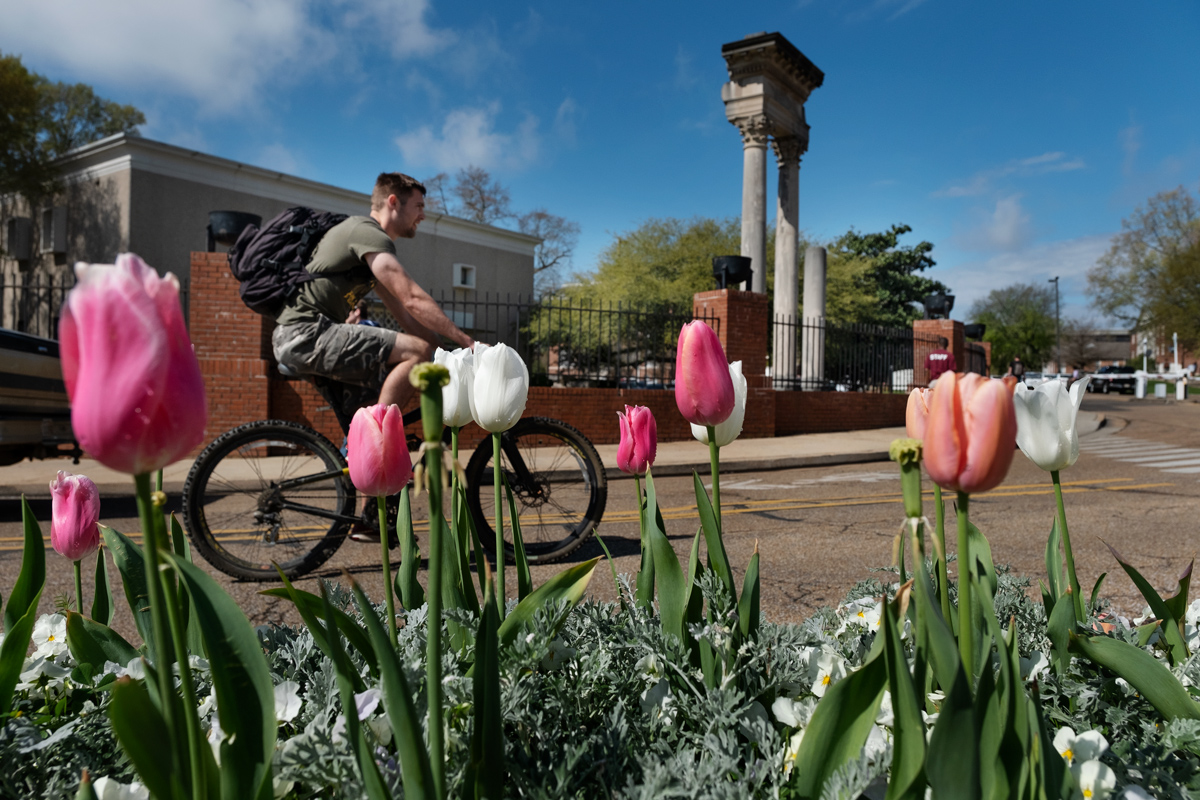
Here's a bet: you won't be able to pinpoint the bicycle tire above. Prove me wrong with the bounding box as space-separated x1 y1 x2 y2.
464 417 607 565
182 420 356 580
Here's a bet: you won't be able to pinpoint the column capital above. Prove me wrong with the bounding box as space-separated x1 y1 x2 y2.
733 115 771 147
771 135 807 168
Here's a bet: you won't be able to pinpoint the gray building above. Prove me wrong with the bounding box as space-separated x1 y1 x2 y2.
1 133 538 338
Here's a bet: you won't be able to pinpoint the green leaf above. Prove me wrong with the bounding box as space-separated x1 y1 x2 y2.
351 582 433 800
109 676 186 800
65 610 139 669
452 483 481 615
1043 516 1064 607
976 652 1008 800
74 771 100 800
395 487 426 611
504 472 532 600
966 519 997 600
925 669 980 800
737 547 760 640
693 471 736 605
1089 572 1108 616
594 534 629 614
789 653 887 799
169 515 205 657
100 525 154 652
1102 540 1191 664
261 574 376 683
646 471 687 644
1047 594 1076 675
1069 633 1200 720
465 572 505 800
634 486 655 609
1162 560 1193 633
91 545 115 627
0 587 43 713
882 592 927 800
685 529 704 628
497 557 599 650
4 497 46 634
164 554 277 800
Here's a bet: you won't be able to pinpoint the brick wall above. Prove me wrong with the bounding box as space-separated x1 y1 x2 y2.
775 391 907 435
912 319 963 387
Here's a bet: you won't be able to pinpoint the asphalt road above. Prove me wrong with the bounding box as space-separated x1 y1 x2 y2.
4 393 1197 647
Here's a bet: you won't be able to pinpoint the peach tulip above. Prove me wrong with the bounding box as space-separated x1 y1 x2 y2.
923 372 1017 494
49 471 101 561
617 405 657 475
674 321 735 427
905 387 933 440
347 404 412 496
59 254 207 474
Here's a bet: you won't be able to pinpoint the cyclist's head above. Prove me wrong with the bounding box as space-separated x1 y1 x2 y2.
372 173 426 211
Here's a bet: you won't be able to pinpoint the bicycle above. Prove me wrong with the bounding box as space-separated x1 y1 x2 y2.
181 370 607 581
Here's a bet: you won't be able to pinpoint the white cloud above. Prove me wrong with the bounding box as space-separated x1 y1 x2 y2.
935 151 1086 197
957 194 1034 251
554 98 579 147
1120 122 1142 176
256 144 302 175
943 233 1113 320
0 0 450 111
393 103 540 172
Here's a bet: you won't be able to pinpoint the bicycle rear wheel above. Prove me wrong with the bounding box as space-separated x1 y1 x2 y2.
465 417 607 565
183 420 356 580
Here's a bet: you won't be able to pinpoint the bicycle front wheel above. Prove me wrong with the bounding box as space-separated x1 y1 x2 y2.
465 417 607 565
182 420 356 580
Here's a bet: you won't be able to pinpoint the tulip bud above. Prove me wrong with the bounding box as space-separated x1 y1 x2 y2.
433 347 475 428
59 254 207 474
617 405 657 475
675 321 735 427
347 404 413 497
470 342 529 433
49 471 101 561
923 372 1017 494
905 387 932 440
1012 377 1090 472
691 361 747 447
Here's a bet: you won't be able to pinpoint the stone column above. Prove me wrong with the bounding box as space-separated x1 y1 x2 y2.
800 246 826 389
771 136 804 387
736 116 769 293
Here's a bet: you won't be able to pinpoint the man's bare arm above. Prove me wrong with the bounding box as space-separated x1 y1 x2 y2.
365 251 473 348
374 279 438 347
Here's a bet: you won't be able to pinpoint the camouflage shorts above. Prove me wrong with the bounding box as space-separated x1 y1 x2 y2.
272 317 397 391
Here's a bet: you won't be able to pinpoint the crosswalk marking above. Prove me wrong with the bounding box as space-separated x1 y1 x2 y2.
1079 436 1200 476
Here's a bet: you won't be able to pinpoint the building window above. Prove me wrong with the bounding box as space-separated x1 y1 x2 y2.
452 263 476 290
42 207 67 254
5 217 33 260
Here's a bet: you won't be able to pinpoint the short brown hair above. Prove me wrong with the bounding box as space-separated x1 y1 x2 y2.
372 172 426 210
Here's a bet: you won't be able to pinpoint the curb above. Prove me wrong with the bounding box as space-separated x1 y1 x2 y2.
604 450 892 481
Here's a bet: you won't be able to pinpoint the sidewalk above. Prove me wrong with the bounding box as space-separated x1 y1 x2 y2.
0 412 1105 499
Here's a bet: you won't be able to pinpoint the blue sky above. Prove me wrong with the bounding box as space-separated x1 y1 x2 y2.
3 0 1198 322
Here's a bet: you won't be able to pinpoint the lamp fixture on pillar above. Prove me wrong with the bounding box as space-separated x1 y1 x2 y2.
712 256 753 290
922 293 955 320
964 323 987 340
207 211 262 252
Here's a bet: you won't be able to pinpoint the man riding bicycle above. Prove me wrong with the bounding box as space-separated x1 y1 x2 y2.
271 172 473 412
271 172 473 542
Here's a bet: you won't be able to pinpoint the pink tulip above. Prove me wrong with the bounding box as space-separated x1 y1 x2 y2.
49 471 101 561
906 388 932 439
617 405 657 475
674 321 735 427
923 372 1017 494
59 254 207 474
347 404 412 496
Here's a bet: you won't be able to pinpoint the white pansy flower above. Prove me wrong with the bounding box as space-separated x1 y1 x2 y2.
635 653 664 683
863 724 890 763
1012 377 1089 472
198 688 217 719
92 776 150 800
640 678 676 724
771 696 817 728
783 730 804 778
808 649 847 698
1053 726 1109 766
1121 786 1154 800
274 680 302 724
1019 651 1050 682
876 690 894 727
31 614 68 659
541 638 576 671
332 688 384 741
690 361 747 447
1072 759 1117 800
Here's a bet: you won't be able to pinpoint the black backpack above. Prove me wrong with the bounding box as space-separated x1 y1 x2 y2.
227 207 349 317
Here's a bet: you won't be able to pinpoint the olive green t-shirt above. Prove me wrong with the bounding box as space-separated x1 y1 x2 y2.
274 216 396 326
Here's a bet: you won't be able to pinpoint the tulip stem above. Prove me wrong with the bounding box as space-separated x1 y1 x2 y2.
492 431 505 618
423 440 446 799
73 560 83 614
377 496 398 646
1052 470 1086 621
955 491 974 681
707 427 722 532
934 485 952 626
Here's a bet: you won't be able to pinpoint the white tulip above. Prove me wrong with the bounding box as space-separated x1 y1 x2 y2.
434 346 475 428
690 361 746 447
470 342 529 433
1013 377 1090 472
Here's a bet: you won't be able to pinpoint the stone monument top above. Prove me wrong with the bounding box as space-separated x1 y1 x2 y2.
721 32 825 104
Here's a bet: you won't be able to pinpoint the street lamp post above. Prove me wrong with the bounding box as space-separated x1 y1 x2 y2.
1048 276 1060 373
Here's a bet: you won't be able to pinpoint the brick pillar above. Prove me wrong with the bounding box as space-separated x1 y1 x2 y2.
912 319 964 387
188 252 273 447
691 289 774 438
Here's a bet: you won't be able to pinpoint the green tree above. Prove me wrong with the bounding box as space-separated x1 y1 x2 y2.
969 283 1056 370
1086 186 1200 329
0 53 55 201
1145 237 1200 353
826 224 948 327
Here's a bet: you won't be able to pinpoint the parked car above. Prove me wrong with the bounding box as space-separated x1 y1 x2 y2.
0 328 77 465
1087 365 1137 394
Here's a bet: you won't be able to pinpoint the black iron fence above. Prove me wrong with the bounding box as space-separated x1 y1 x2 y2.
771 316 950 392
373 293 719 388
1 272 191 340
964 343 989 377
